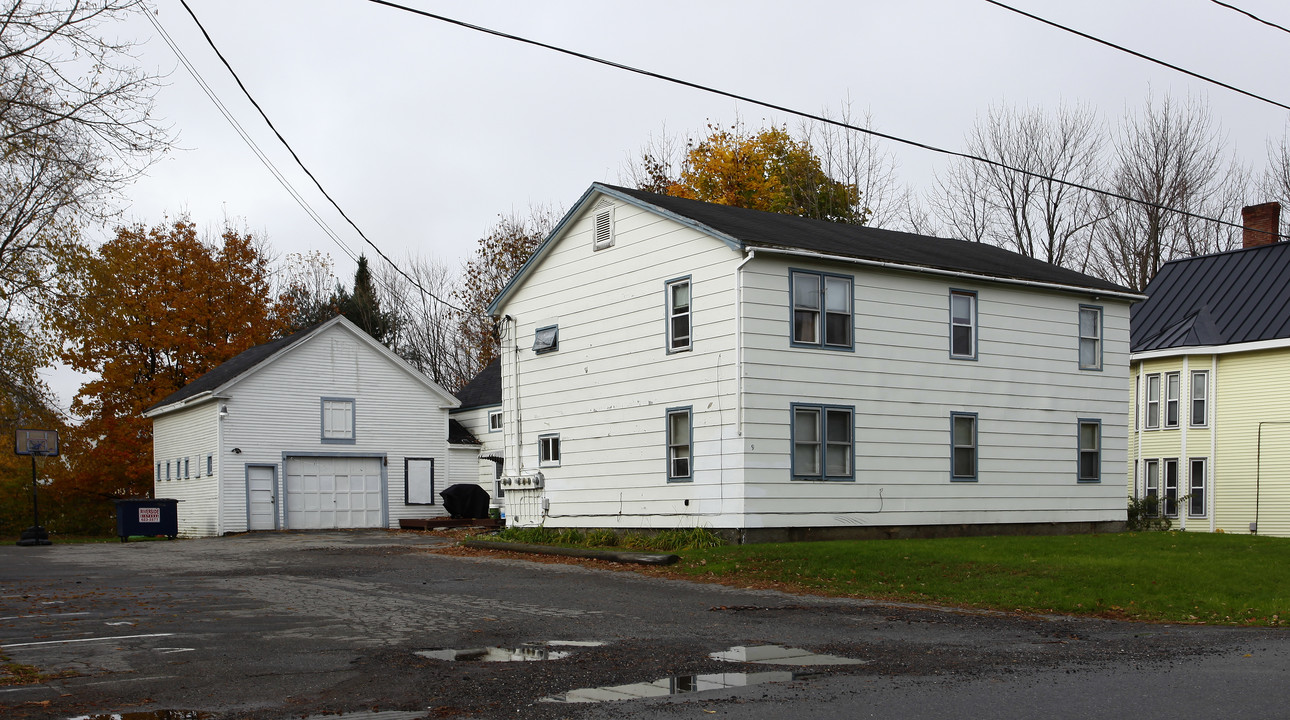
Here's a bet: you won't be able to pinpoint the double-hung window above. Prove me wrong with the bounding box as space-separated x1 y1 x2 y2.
1163 459 1179 517
950 290 977 359
790 271 853 349
1144 460 1160 516
539 434 561 467
951 412 978 480
1079 305 1102 370
1190 371 1208 427
1189 458 1207 516
321 398 355 443
666 407 692 480
666 278 692 352
1164 372 1180 428
1077 419 1100 482
791 404 854 480
1144 374 1161 429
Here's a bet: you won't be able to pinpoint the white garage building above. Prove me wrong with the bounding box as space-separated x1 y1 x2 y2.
144 315 461 537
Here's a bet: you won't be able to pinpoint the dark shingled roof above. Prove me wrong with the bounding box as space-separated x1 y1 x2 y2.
453 359 500 410
145 320 331 414
603 185 1133 295
449 419 481 446
1132 242 1290 352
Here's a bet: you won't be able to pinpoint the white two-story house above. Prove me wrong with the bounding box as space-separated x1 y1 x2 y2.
488 183 1141 541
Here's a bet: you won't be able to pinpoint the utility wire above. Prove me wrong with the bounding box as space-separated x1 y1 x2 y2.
984 0 1290 113
363 0 1283 241
143 5 361 267
176 0 470 315
1210 0 1290 35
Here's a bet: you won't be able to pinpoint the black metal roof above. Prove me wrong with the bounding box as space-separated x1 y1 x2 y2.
1131 242 1290 352
448 419 481 446
145 319 332 414
453 359 501 410
603 185 1133 295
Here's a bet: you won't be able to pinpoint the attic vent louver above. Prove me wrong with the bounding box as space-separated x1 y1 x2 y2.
593 202 614 251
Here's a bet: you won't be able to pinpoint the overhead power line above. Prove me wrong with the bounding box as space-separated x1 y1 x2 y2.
143 5 362 267
984 0 1290 113
362 0 1283 241
176 0 470 315
1210 0 1290 36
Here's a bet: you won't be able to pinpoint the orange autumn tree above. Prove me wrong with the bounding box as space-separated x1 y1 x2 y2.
55 218 290 501
637 122 868 225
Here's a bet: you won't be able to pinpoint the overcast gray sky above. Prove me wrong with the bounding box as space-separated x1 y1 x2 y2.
46 0 1290 408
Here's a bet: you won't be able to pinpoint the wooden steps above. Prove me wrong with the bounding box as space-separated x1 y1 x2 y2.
400 518 500 530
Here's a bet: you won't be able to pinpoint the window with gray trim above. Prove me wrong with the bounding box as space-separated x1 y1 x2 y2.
405 458 435 505
1164 372 1180 428
184 457 190 479
1190 371 1208 427
1163 458 1179 517
533 325 558 354
1145 374 1161 429
1078 420 1100 482
951 412 978 480
792 404 854 480
321 398 355 443
1189 457 1206 516
539 434 561 467
667 407 692 480
1079 305 1102 370
790 271 853 349
950 290 976 359
1144 459 1160 516
667 278 692 352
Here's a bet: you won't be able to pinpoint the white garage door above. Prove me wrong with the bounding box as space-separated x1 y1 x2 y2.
285 456 384 529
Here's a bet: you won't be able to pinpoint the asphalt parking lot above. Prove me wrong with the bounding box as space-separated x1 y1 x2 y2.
2 530 1287 719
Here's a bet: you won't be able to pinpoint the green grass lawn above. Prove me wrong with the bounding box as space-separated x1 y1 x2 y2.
664 532 1289 626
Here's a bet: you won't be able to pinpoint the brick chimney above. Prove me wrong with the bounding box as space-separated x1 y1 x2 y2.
1242 202 1281 248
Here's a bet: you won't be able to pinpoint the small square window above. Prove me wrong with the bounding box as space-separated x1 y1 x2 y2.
488 409 503 432
950 290 977 359
539 434 561 467
951 412 978 480
533 325 558 354
321 398 355 443
1079 306 1102 370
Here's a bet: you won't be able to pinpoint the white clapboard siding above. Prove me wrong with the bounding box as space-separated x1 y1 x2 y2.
152 401 221 537
738 255 1128 526
451 405 503 495
497 196 744 528
206 322 450 533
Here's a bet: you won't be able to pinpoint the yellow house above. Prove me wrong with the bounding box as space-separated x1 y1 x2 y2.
1130 202 1290 537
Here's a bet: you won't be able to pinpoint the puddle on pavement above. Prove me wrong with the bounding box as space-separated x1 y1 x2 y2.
542 670 817 703
67 712 211 720
710 644 867 666
415 640 604 662
541 644 864 703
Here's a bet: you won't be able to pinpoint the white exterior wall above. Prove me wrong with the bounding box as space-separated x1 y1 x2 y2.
158 323 453 536
498 197 743 528
452 405 503 502
152 401 221 538
738 255 1130 527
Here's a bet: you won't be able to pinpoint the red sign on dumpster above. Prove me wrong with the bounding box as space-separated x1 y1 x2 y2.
138 507 161 523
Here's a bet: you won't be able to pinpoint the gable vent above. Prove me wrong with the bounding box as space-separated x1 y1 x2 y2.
593 205 614 250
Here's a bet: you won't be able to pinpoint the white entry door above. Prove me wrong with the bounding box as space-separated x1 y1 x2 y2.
284 456 384 529
247 465 278 530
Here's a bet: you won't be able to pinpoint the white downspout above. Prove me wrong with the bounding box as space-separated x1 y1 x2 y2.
735 248 756 438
